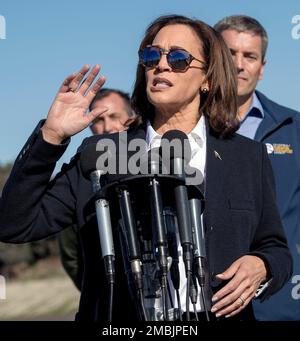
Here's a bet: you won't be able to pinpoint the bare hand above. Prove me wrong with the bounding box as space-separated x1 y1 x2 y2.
41 64 108 144
211 255 268 318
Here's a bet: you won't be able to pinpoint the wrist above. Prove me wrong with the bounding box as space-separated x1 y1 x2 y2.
254 256 269 281
41 126 65 145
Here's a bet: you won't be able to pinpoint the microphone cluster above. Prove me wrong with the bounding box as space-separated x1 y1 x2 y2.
80 130 211 321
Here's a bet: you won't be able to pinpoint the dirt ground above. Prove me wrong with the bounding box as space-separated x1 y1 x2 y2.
0 257 80 321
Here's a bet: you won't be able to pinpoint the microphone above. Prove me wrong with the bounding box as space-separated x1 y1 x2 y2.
164 207 182 320
141 148 169 320
141 148 169 275
161 130 193 273
188 178 212 319
164 208 180 290
190 195 206 281
187 177 206 257
161 130 194 320
110 147 148 320
80 143 115 284
80 142 115 321
118 185 148 321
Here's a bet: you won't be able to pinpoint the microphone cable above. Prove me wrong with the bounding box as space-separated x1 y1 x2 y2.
197 257 210 322
164 207 182 321
118 222 144 320
108 282 114 321
167 278 174 309
190 274 199 321
186 271 191 321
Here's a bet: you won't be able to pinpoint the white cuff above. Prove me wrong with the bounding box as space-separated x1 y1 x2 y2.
255 278 273 298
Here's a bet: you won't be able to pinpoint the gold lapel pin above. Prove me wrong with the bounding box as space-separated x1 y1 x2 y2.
214 150 222 160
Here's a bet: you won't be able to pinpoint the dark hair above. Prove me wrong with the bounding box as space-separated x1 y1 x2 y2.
131 14 239 136
89 88 134 117
214 15 268 62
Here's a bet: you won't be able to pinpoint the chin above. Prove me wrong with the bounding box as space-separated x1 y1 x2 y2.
147 90 173 106
238 88 252 98
150 94 170 103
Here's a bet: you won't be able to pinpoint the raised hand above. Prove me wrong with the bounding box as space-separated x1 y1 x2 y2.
41 64 107 144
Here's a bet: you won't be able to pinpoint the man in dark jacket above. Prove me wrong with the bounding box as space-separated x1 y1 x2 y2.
215 15 300 321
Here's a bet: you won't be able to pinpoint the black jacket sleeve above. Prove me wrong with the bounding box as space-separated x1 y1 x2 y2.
0 121 78 243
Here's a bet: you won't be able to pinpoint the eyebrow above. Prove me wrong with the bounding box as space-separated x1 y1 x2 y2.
151 44 187 51
229 48 260 57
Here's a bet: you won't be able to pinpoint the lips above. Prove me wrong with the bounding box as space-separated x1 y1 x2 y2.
152 77 173 89
237 75 248 81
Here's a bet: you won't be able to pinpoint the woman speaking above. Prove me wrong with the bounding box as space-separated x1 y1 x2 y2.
0 15 292 321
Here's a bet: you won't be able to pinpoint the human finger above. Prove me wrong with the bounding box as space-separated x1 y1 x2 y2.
217 289 253 318
211 279 248 315
58 73 77 93
78 64 101 95
85 75 106 103
84 106 109 126
68 64 90 92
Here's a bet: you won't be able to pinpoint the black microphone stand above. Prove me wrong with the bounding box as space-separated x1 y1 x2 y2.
149 178 169 321
102 168 184 321
141 148 170 321
188 184 212 321
118 186 148 321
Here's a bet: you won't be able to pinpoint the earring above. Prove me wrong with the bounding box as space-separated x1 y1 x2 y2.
201 88 208 93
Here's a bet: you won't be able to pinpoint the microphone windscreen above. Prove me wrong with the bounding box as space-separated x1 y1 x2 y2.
139 147 162 175
80 142 109 177
161 130 191 162
80 128 147 180
105 149 137 183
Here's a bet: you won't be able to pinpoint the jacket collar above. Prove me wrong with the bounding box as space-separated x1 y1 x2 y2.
254 91 293 141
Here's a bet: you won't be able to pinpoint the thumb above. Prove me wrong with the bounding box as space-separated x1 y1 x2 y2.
87 106 109 124
216 261 240 280
123 117 137 127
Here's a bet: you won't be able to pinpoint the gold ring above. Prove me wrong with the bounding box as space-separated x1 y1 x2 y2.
239 296 245 306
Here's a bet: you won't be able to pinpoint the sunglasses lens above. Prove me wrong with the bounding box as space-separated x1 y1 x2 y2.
140 47 161 67
168 50 190 71
140 47 192 71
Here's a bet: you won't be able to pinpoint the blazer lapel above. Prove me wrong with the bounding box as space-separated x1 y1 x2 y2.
204 122 228 227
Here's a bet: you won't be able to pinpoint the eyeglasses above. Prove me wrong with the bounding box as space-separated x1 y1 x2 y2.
139 45 205 72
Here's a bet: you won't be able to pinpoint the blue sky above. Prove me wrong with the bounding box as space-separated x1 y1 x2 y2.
0 0 299 169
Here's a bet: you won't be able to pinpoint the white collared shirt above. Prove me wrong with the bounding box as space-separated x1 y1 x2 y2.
145 116 207 315
146 115 207 177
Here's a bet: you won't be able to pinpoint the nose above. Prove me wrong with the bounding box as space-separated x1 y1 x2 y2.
155 52 171 72
234 54 245 72
103 118 123 134
103 119 114 134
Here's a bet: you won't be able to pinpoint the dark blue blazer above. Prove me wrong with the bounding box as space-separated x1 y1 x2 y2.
252 91 300 320
0 119 293 321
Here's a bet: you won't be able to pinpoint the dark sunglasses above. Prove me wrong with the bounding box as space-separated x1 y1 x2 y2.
139 45 205 71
